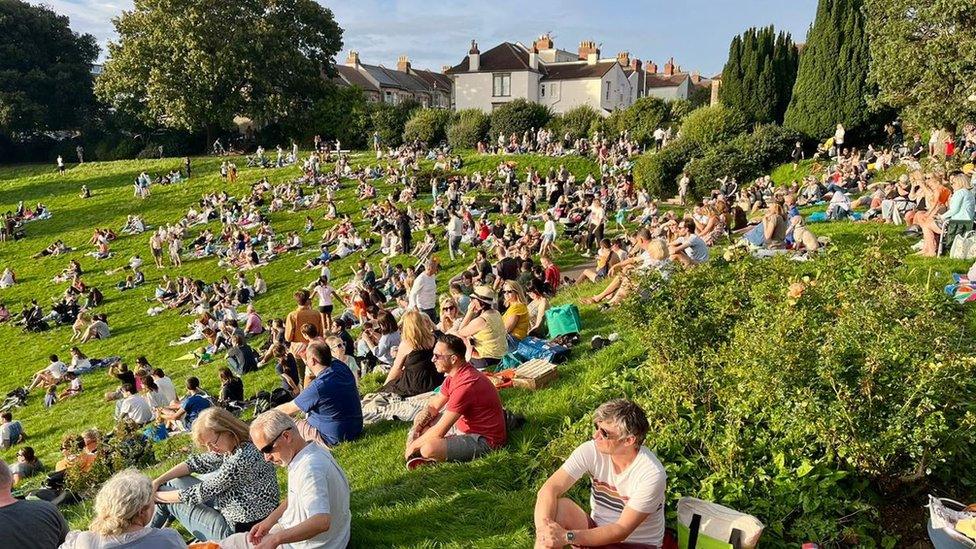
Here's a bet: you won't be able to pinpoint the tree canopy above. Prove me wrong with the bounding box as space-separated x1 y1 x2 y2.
865 0 976 129
0 0 99 134
718 26 799 125
784 0 874 140
95 0 343 136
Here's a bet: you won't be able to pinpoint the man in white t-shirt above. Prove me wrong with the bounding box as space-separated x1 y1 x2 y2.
534 399 666 549
408 260 439 322
114 384 153 425
669 219 709 268
27 354 68 392
152 368 178 405
222 409 350 549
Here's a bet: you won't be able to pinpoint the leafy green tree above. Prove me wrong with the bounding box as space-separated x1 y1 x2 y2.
447 109 490 149
403 108 452 145
679 104 748 149
96 0 343 140
558 105 601 141
718 26 798 124
865 0 976 129
488 99 551 141
370 100 419 148
784 0 873 140
614 97 670 146
307 85 369 149
0 0 98 134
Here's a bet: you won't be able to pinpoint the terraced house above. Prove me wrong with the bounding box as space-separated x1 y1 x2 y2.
446 34 714 116
335 51 452 108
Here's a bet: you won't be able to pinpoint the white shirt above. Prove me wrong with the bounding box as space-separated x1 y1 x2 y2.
447 216 463 237
154 376 177 404
47 361 68 380
116 393 154 424
409 272 437 311
562 441 667 547
314 285 333 307
281 443 351 549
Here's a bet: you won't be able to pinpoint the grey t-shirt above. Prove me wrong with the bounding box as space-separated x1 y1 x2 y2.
0 420 23 448
59 527 186 549
680 234 710 263
0 499 68 549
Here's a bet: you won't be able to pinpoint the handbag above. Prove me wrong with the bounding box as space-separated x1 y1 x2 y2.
545 304 581 338
515 336 570 364
677 497 764 549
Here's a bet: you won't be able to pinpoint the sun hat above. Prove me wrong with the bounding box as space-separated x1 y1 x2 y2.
471 285 496 305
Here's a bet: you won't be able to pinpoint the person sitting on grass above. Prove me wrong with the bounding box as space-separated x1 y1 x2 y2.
159 376 212 432
275 340 362 448
669 219 709 268
575 238 619 284
403 334 507 469
501 280 531 342
534 399 666 549
58 372 82 400
0 412 24 450
115 383 154 426
219 410 351 549
151 408 280 542
9 446 42 486
451 286 508 371
0 460 69 548
60 469 185 549
26 354 68 392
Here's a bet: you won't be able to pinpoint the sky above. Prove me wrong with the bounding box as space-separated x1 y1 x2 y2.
37 0 819 76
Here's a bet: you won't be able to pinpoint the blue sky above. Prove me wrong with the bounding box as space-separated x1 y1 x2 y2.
38 0 818 75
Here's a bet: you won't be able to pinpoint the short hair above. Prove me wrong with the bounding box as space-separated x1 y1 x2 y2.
121 383 136 395
192 407 250 449
305 340 332 366
89 469 154 536
436 333 467 359
647 239 669 261
594 399 649 445
250 409 297 442
49 354 58 362
0 412 11 422
82 428 101 443
152 368 165 377
186 376 200 390
300 323 319 339
294 289 310 305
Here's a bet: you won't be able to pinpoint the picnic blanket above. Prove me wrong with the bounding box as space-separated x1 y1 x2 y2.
361 390 435 426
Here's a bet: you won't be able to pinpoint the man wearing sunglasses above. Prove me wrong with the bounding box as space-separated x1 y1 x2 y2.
403 334 506 468
221 410 350 549
533 399 666 549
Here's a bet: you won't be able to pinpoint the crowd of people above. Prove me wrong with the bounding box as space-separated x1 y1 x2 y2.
2 118 974 548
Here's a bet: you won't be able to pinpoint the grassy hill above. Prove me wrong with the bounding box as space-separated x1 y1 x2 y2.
0 152 969 546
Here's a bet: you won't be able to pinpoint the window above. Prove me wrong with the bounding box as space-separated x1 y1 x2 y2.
540 84 546 98
493 73 511 97
605 81 611 100
384 91 393 104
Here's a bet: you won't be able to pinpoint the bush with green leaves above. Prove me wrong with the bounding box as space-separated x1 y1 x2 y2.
447 109 490 149
614 97 670 146
607 243 976 545
632 137 700 197
685 124 799 196
369 99 419 148
403 108 452 146
488 99 552 141
679 104 748 149
558 105 602 141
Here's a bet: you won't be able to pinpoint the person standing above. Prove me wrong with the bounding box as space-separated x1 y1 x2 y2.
284 290 324 359
408 260 439 322
184 156 192 178
447 210 464 260
56 155 65 175
76 145 84 164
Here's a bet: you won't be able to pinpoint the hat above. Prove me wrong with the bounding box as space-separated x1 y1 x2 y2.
963 163 975 176
471 285 496 305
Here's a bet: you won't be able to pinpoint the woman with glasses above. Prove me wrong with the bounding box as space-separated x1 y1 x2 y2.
501 281 530 342
437 295 460 333
381 309 444 397
150 407 280 542
9 446 42 486
453 286 508 371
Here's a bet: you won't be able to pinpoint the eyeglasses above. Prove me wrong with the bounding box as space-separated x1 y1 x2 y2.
432 352 455 362
593 422 622 441
205 431 224 450
259 427 291 454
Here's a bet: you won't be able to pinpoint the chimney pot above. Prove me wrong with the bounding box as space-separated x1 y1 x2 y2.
346 50 360 67
578 40 600 60
397 55 411 73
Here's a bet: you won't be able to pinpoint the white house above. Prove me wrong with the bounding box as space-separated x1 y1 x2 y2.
446 35 708 115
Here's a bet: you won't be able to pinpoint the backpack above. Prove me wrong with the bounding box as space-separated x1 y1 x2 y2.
677 497 764 549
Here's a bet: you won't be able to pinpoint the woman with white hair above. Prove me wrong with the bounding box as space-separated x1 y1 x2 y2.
59 469 186 548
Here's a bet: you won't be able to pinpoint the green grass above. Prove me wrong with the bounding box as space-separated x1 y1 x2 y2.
0 151 967 546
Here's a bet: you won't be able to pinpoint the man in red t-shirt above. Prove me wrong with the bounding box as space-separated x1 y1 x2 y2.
404 334 506 468
541 255 560 293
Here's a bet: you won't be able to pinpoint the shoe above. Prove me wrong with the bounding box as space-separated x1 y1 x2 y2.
406 456 438 470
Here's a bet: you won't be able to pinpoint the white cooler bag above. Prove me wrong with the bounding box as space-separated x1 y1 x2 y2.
677 497 764 549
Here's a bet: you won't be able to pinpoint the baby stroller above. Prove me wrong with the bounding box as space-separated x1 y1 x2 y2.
929 496 976 548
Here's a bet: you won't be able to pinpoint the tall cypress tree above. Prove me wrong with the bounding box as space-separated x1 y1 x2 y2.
784 0 873 140
718 26 799 125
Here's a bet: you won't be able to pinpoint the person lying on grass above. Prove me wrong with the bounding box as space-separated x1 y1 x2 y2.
534 399 666 549
404 334 506 469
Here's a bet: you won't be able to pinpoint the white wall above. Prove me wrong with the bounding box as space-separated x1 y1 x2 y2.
644 77 691 101
453 70 537 112
600 64 632 112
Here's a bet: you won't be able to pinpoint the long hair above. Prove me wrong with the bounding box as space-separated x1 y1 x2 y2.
89 469 153 536
191 407 250 449
400 309 435 350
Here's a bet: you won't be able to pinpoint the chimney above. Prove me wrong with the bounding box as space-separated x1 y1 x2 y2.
578 40 599 60
397 55 411 73
468 40 480 72
664 57 675 76
616 52 630 66
587 52 598 65
529 47 539 70
691 70 701 84
346 51 360 68
534 34 553 51
646 60 658 74
630 58 642 72
441 65 451 74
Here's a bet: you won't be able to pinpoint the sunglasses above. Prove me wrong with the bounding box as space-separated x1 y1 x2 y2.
259 427 291 454
432 352 455 362
593 422 622 441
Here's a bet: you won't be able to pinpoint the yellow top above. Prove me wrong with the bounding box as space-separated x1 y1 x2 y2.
473 310 508 359
502 302 530 340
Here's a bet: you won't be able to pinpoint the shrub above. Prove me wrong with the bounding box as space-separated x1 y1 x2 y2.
612 243 976 545
370 99 420 148
633 137 700 197
488 99 552 141
559 105 601 141
403 108 452 146
447 109 490 149
615 97 670 146
679 104 748 149
684 124 799 196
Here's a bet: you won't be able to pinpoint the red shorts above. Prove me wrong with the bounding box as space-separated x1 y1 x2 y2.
572 517 659 549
